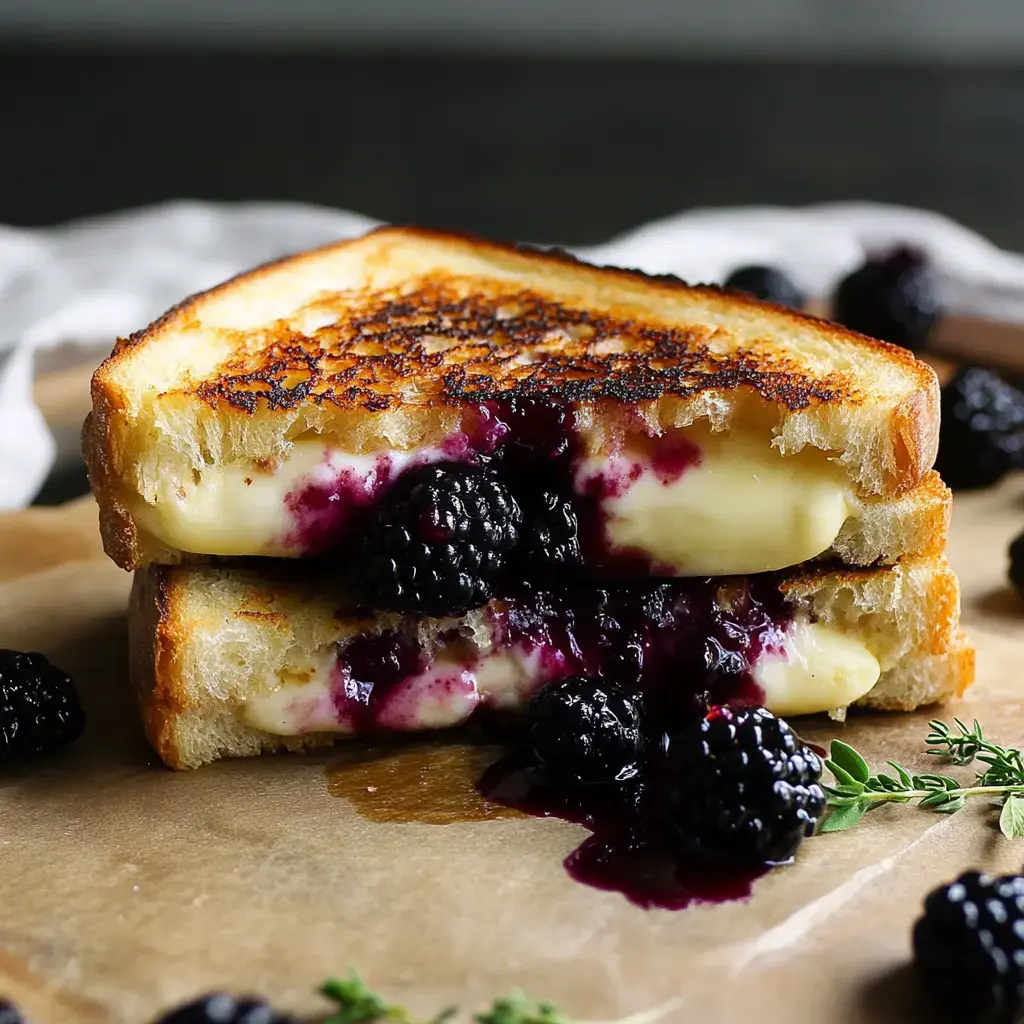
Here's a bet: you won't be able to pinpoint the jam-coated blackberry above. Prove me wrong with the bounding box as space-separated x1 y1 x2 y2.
937 367 1024 490
514 490 582 576
666 705 824 865
150 994 296 1024
0 649 85 764
833 246 940 348
913 870 1024 1024
529 675 643 785
361 463 521 617
724 264 804 309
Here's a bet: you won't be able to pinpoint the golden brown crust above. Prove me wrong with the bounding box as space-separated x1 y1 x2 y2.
128 566 176 767
94 226 935 416
890 379 942 498
88 226 940 503
910 471 953 560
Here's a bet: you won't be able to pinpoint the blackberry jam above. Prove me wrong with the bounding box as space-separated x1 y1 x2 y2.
283 398 702 576
326 574 792 909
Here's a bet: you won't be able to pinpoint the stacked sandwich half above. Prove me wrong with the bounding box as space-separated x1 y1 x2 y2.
84 228 973 769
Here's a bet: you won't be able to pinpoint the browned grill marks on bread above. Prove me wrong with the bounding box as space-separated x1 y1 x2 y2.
190 280 857 414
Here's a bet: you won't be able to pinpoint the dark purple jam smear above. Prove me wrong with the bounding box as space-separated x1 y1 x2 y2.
282 397 701 571
471 576 786 909
329 575 790 737
328 572 788 909
478 752 767 910
492 577 788 733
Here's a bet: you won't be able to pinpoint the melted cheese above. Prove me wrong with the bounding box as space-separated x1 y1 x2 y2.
239 621 880 737
132 427 857 572
753 620 880 717
577 431 853 575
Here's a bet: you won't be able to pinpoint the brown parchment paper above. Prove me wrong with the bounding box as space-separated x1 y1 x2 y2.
2 483 1024 1024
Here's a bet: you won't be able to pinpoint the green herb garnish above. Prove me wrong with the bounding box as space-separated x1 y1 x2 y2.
820 718 1024 837
320 971 680 1024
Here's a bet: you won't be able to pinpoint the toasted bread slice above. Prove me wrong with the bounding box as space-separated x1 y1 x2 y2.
87 227 940 571
131 555 971 770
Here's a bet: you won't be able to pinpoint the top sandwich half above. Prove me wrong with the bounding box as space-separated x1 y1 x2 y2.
84 226 947 576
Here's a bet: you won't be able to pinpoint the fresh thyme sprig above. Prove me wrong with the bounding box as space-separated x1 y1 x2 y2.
320 972 681 1024
820 718 1024 837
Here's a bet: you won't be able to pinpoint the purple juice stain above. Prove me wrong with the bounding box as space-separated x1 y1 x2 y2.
284 455 397 554
648 431 702 484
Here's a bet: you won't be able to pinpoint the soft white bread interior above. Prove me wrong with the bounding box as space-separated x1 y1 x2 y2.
131 555 973 770
87 226 940 569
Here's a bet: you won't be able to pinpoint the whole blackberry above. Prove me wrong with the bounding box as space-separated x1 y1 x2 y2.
151 994 296 1024
937 367 1024 490
1010 531 1024 597
666 705 824 865
514 490 582 575
530 676 643 785
361 463 521 617
913 870 1024 1024
0 1001 29 1024
0 650 85 764
833 246 940 348
724 265 804 309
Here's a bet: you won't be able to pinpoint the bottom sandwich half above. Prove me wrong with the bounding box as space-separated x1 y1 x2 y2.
129 557 974 770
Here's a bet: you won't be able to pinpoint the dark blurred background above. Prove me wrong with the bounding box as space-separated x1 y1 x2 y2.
3 0 1024 248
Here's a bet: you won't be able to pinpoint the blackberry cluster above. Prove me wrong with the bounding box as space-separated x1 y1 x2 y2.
913 870 1024 1024
937 367 1024 491
361 464 521 617
0 650 85 764
151 994 296 1024
525 672 824 868
833 246 940 349
666 705 825 865
529 675 643 785
724 265 804 309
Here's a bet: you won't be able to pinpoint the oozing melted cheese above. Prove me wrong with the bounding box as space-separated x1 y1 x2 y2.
575 431 853 575
131 426 856 574
239 620 880 737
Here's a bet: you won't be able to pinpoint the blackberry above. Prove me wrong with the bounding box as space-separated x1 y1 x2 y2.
1010 531 1024 597
833 246 940 348
151 994 296 1024
913 869 1024 1024
724 265 804 309
937 367 1024 490
361 463 521 617
514 490 582 575
666 705 824 865
0 1001 29 1024
530 675 643 785
0 650 85 764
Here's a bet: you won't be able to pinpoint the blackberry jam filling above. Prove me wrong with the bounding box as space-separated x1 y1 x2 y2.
283 398 701 576
316 576 804 909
